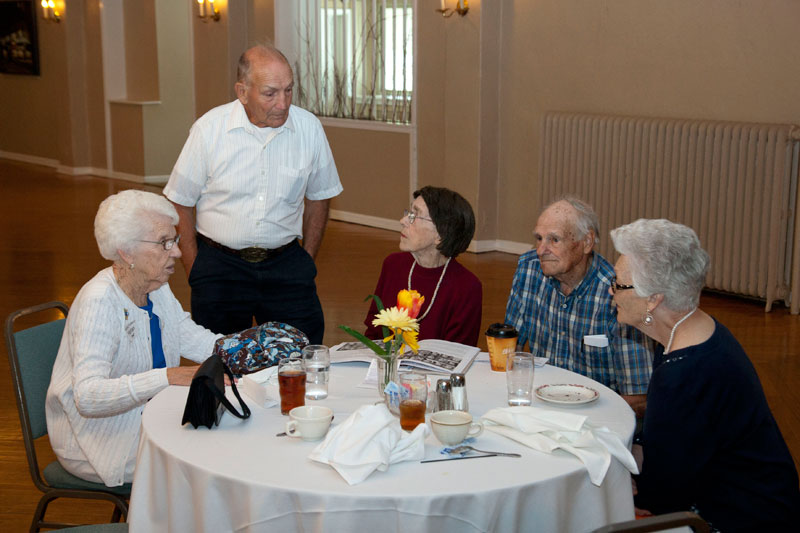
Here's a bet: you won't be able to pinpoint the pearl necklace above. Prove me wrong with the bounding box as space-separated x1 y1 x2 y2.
665 308 697 354
408 257 451 322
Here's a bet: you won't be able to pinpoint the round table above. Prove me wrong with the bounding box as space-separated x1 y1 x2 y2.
128 355 636 532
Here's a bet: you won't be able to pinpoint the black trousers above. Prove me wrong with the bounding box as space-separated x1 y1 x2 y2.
189 238 324 343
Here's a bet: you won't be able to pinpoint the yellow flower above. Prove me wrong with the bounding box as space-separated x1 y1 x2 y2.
400 329 420 353
372 306 419 332
372 306 420 354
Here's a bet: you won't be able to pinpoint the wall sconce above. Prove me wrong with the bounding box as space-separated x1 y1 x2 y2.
436 0 469 18
197 0 221 23
41 0 61 23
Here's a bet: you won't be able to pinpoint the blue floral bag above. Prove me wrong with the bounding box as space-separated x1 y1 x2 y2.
213 322 309 375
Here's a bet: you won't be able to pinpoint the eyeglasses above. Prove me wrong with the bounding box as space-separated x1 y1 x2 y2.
403 209 433 225
138 234 181 251
610 277 635 294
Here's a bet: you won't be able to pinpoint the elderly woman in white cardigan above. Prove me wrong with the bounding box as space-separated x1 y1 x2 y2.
46 190 221 487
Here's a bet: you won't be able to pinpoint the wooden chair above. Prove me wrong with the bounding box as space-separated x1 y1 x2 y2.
593 511 710 533
5 302 130 532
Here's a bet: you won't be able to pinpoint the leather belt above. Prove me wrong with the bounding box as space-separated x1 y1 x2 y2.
197 234 296 263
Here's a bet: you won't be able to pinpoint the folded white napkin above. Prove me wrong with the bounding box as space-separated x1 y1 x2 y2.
481 406 637 486
309 403 428 485
240 366 279 407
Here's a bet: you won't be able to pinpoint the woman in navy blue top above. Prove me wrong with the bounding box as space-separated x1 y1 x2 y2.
609 218 799 531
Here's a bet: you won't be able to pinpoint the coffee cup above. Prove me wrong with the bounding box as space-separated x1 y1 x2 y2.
485 323 518 372
429 410 483 446
285 405 333 441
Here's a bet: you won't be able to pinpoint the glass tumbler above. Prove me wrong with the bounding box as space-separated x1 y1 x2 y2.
278 357 306 415
398 372 428 431
506 352 535 406
302 344 330 400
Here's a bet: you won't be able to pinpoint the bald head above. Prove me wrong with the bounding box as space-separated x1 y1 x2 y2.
541 197 600 243
235 45 294 128
533 198 598 288
237 45 292 85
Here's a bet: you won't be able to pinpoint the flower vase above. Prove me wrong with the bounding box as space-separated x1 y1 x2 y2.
377 354 400 414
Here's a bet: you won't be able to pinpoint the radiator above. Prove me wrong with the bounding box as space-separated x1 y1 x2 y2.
539 112 800 313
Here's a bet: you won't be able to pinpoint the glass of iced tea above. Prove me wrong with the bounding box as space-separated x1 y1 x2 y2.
398 373 427 431
278 357 306 415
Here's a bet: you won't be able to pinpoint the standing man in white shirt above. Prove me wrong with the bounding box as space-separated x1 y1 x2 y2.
164 44 343 343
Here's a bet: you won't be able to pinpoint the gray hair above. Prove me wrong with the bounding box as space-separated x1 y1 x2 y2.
94 190 179 262
237 44 291 84
544 196 600 243
610 219 710 312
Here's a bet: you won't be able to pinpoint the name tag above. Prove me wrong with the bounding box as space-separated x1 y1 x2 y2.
584 334 609 348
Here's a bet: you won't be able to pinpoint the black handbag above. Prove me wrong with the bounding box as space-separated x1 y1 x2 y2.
181 354 251 429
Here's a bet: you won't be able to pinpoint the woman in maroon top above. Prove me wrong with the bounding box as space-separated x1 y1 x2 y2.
364 186 482 346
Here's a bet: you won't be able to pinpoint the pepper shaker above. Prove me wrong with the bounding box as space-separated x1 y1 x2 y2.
450 373 468 412
435 379 452 412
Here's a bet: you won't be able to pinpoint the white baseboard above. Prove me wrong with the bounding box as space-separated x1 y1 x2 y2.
1 152 169 185
0 155 530 255
0 150 59 168
144 174 169 185
329 209 530 256
468 239 530 255
491 240 532 255
329 210 400 232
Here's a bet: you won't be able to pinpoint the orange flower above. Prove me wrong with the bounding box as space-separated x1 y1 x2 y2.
397 289 425 319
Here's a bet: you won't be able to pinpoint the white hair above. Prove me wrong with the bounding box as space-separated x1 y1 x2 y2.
94 190 179 262
610 219 710 312
544 196 601 243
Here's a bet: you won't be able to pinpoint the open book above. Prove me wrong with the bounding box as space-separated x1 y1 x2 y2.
330 339 480 375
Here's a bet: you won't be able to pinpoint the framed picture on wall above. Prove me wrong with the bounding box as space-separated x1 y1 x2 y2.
0 0 40 76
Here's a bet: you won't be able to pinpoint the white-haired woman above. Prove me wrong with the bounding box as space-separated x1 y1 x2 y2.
609 218 799 530
46 190 221 487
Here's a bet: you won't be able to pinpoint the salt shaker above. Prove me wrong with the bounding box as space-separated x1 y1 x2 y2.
450 373 468 412
435 379 452 412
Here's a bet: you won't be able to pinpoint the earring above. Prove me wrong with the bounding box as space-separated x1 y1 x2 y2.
130 263 135 270
641 310 654 326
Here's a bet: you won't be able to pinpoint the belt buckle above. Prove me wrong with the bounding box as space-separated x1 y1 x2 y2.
240 247 268 263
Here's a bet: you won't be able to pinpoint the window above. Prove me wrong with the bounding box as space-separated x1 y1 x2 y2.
292 0 413 124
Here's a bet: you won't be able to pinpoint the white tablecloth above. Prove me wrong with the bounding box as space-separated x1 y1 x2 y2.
128 355 636 532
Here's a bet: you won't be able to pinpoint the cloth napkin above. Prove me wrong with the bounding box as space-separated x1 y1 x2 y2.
239 366 279 407
481 406 638 486
309 403 428 484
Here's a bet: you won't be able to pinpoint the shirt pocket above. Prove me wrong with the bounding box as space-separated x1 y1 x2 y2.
275 164 310 207
581 343 612 385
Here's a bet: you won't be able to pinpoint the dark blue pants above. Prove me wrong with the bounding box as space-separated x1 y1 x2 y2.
189 239 324 343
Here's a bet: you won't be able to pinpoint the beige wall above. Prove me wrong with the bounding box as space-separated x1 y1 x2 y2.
0 9 67 161
109 103 144 175
497 0 800 243
3 0 800 246
123 0 158 101
325 126 410 219
84 0 107 169
193 1 234 117
139 0 195 177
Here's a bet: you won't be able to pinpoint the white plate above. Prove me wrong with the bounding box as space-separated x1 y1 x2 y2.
535 384 599 405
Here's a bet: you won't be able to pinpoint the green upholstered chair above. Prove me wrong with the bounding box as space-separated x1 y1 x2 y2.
59 525 128 532
5 302 130 532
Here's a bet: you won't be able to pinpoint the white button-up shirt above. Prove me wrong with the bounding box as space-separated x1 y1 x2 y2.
164 101 343 249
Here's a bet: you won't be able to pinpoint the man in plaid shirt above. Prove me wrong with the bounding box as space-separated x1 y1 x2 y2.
504 198 653 415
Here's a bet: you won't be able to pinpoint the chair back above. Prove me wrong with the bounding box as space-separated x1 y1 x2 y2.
4 301 69 483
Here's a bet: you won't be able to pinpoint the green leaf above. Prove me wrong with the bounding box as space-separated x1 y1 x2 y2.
364 294 391 340
338 325 389 357
364 293 386 311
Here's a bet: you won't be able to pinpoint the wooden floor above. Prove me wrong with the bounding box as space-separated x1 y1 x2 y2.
1 158 798 529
